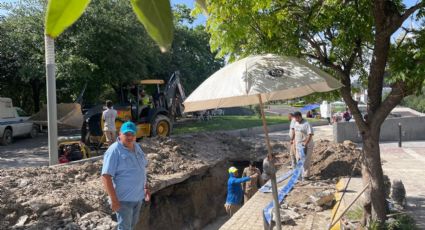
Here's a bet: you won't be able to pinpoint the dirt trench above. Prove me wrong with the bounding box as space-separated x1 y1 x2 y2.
0 133 283 230
0 132 362 230
138 161 229 230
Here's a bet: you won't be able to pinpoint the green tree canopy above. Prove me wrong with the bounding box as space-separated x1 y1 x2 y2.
0 0 223 111
0 0 46 112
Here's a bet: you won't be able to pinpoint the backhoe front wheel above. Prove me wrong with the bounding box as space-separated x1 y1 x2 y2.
151 115 171 137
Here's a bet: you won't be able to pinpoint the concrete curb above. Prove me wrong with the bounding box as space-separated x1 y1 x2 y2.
330 179 346 230
50 155 103 168
223 120 328 137
330 177 364 230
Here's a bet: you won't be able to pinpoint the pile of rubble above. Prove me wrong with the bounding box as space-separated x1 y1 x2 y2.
141 137 204 175
0 133 260 229
309 140 361 179
0 161 111 230
274 180 336 225
271 140 363 226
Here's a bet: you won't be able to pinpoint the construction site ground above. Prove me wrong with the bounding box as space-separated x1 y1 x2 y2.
219 125 358 230
331 140 425 230
219 125 425 229
1 124 424 229
218 171 334 230
270 125 425 229
1 128 299 229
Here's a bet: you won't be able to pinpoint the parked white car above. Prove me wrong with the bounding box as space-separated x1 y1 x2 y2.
0 97 38 145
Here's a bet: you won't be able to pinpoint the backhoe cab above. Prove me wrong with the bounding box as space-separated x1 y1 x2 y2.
82 72 186 146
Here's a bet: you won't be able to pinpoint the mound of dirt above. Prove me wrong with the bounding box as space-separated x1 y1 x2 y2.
0 162 109 230
141 137 204 175
309 140 361 179
0 133 261 229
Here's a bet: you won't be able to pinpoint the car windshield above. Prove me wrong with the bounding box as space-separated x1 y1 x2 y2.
15 107 29 117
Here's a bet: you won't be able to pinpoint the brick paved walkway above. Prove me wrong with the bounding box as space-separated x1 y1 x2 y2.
380 142 425 229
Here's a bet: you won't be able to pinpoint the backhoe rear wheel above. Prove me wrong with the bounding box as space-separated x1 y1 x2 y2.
151 115 171 137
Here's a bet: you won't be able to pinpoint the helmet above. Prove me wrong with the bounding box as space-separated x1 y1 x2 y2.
228 166 238 174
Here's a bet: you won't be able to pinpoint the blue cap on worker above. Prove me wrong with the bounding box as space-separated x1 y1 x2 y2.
120 121 137 134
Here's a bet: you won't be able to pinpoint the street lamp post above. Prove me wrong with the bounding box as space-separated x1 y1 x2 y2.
45 35 58 165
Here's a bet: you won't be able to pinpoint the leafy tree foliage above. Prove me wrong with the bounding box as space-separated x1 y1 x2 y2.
0 0 223 112
203 0 425 223
401 88 425 112
0 1 46 112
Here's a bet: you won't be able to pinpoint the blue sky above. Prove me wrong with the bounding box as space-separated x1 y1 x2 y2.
171 0 207 26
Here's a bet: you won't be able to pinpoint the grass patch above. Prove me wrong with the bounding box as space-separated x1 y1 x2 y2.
369 214 417 230
346 206 363 221
173 115 289 135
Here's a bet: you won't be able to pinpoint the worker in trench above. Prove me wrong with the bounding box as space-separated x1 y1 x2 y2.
242 161 262 203
225 166 258 217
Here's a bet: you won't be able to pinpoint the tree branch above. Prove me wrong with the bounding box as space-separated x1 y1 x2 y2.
249 15 268 43
400 3 424 24
386 4 420 36
304 33 325 59
302 33 346 74
394 27 410 49
371 81 407 127
345 38 362 75
339 72 368 131
324 28 335 41
380 1 425 38
302 37 367 131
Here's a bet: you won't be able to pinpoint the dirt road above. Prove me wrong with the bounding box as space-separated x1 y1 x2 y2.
0 133 49 168
0 129 81 169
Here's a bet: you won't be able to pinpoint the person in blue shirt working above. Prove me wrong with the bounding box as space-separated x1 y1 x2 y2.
224 166 258 217
101 121 150 230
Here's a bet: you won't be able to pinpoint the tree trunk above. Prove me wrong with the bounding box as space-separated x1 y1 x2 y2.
30 79 41 113
362 129 387 223
361 162 372 226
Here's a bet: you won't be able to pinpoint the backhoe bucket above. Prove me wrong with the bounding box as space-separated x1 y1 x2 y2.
30 103 84 129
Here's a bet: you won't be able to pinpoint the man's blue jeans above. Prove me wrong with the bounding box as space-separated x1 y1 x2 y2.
116 201 144 230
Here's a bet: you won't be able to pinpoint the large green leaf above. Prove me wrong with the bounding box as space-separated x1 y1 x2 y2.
45 0 91 38
131 0 173 52
195 0 208 15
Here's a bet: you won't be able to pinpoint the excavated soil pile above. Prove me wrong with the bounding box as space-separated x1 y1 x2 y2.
141 137 204 175
309 140 361 179
0 133 264 230
0 162 109 230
